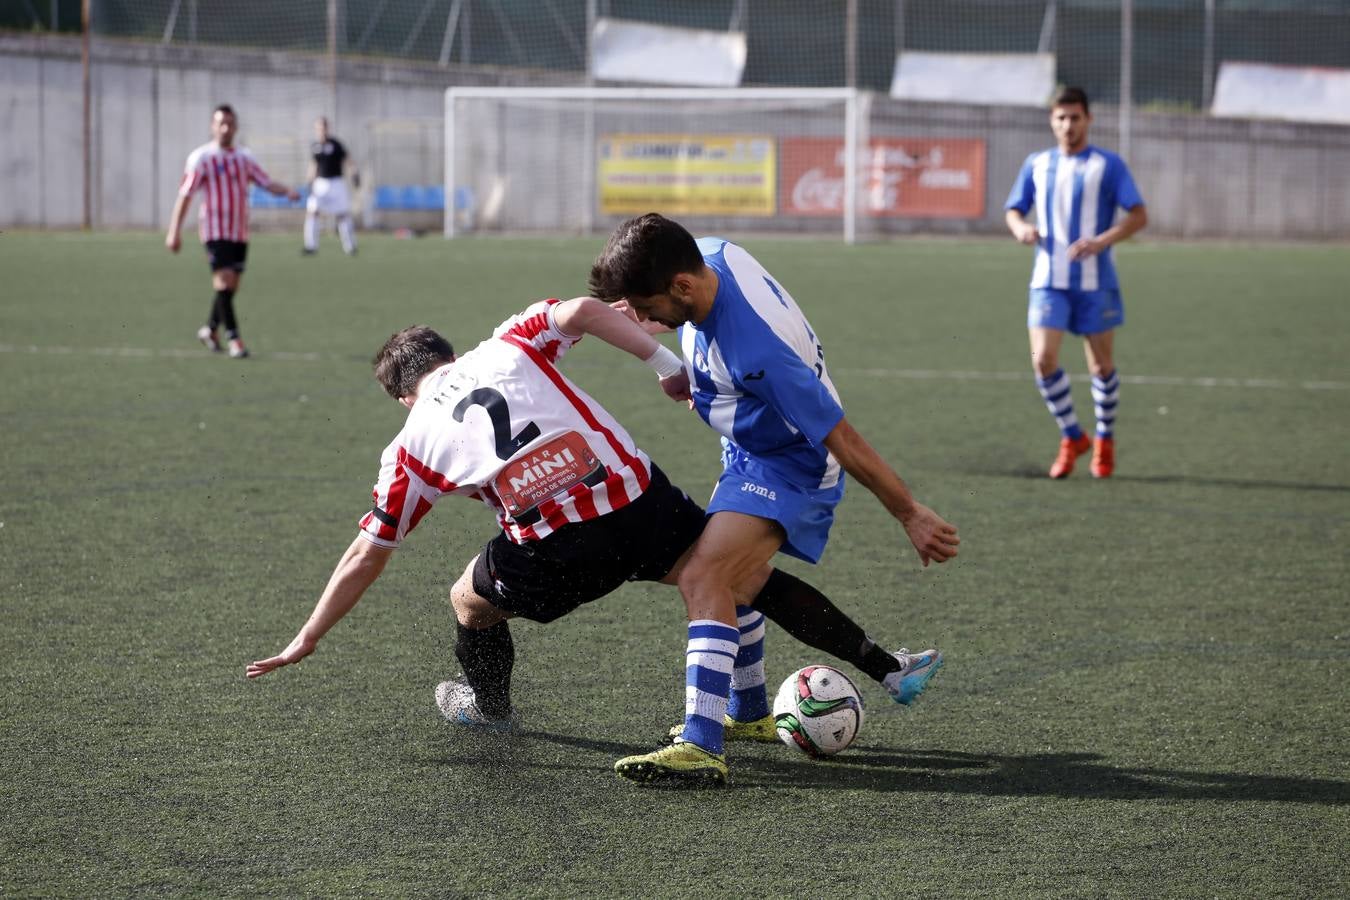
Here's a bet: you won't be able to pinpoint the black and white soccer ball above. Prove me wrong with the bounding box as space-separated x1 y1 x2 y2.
772 665 864 758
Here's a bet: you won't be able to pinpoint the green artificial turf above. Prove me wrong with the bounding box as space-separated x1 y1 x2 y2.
1 231 1346 897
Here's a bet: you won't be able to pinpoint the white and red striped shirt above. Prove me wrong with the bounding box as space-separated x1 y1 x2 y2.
178 141 272 243
358 299 654 549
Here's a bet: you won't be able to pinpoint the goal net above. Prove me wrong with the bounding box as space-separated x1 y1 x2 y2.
444 87 867 243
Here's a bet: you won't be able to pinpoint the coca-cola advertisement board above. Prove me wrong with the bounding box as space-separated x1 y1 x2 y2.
781 137 986 219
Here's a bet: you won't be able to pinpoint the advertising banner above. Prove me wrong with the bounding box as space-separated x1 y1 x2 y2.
781 137 986 219
599 134 776 216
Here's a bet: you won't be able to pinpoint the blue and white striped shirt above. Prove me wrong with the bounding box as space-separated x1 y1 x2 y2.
1005 144 1144 291
678 238 845 490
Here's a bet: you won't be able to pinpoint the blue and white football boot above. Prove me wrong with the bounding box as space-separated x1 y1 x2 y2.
882 648 943 705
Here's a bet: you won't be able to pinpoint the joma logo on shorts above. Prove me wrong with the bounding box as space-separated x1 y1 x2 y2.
741 482 777 500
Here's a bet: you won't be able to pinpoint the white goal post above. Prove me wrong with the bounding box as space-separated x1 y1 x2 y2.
444 86 865 242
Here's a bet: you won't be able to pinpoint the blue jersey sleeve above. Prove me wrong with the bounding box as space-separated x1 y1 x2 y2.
1108 156 1145 211
1004 154 1037 213
736 335 844 448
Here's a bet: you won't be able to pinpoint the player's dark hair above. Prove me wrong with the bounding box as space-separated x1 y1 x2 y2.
1052 86 1090 114
213 103 236 119
588 213 705 300
373 326 455 399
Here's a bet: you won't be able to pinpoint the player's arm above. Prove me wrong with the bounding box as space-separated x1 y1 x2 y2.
1068 204 1147 260
165 192 192 253
1004 156 1040 245
246 535 393 678
822 418 959 568
264 180 302 202
1005 208 1040 245
552 297 690 401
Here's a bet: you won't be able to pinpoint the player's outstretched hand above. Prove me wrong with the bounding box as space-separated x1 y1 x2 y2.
1012 222 1040 245
246 633 316 679
165 232 181 253
659 369 691 402
610 300 675 335
286 188 302 203
902 502 960 567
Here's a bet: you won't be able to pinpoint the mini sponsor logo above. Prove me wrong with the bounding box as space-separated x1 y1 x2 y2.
741 482 777 501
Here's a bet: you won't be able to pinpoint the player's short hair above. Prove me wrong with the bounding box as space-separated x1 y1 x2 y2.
588 213 705 301
1052 87 1090 113
373 326 455 399
213 104 236 120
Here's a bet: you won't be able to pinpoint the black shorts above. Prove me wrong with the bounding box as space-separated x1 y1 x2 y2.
204 240 248 273
471 464 707 623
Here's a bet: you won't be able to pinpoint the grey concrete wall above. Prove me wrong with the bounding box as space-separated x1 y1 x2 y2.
3 32 1348 239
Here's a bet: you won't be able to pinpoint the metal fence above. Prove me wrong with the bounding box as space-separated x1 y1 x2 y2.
8 0 1347 107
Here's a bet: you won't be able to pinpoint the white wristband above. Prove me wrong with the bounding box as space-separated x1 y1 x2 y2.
643 344 685 379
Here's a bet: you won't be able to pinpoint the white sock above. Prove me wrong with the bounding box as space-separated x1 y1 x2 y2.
337 215 356 254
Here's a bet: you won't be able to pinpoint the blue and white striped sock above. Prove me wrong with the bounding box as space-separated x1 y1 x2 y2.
678 619 739 755
726 606 768 723
1092 370 1119 439
1037 368 1084 439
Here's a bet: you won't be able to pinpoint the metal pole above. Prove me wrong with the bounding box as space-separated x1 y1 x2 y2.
894 0 904 57
843 90 856 245
582 0 596 234
1202 0 1215 110
1037 0 1057 55
81 0 91 230
327 0 338 124
845 0 857 89
1120 0 1133 161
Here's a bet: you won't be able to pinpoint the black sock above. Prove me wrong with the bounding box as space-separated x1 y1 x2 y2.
454 621 514 717
751 569 901 683
212 289 237 336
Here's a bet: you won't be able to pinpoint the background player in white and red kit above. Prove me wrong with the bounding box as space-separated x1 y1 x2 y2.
165 104 300 359
248 298 948 762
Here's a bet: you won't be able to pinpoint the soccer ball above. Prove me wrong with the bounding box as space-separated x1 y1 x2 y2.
772 665 864 758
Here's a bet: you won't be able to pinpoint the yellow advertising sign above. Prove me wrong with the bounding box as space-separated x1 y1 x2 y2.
598 134 777 216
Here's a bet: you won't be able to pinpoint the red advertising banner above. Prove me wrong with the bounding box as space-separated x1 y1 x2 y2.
781 137 986 219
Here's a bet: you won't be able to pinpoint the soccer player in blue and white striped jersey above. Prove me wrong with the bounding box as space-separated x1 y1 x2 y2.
591 214 960 786
1005 87 1148 479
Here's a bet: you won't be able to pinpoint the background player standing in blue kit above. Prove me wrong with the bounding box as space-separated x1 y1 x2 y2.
589 213 960 786
1005 87 1148 479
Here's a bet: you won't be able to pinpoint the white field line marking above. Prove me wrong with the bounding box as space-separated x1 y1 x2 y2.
843 367 1348 391
1 344 1345 391
0 343 324 362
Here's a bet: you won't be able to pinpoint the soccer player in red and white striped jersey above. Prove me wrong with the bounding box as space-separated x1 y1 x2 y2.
165 104 299 359
248 297 953 763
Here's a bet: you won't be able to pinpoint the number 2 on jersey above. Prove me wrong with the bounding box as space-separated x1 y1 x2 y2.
452 388 541 460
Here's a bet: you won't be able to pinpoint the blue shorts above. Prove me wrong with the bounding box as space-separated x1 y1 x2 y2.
707 445 844 564
1028 288 1123 335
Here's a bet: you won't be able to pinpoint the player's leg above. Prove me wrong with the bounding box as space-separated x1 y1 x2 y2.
302 184 321 254
1030 290 1091 477
1084 324 1119 478
614 511 781 786
434 556 517 727
662 561 943 745
336 215 357 256
747 569 941 705
209 257 249 358
674 511 783 750
213 260 249 359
